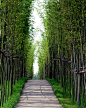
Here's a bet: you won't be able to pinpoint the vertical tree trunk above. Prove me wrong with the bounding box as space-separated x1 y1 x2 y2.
77 73 81 106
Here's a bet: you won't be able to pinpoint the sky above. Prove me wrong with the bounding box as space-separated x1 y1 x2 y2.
29 0 45 75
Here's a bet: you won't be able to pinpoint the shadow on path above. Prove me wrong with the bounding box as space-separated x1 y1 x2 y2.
14 80 63 108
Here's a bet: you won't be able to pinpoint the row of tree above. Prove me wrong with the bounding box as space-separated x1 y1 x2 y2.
37 0 86 107
0 0 34 106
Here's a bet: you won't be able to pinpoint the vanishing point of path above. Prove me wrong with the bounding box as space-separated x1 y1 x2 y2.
14 80 63 108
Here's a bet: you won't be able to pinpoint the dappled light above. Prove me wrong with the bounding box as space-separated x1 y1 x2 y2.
0 0 86 108
14 80 63 108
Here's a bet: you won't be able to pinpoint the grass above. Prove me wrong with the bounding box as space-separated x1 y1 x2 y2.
0 77 29 108
46 78 80 108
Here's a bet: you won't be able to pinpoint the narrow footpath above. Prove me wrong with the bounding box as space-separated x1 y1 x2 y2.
14 80 63 108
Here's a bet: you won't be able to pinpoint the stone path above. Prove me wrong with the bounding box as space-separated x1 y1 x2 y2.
14 80 63 108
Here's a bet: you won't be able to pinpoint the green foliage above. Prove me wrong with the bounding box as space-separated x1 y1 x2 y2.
37 35 49 79
26 43 36 79
43 0 86 58
1 0 34 76
37 0 86 107
36 71 40 79
46 78 79 108
0 0 35 106
0 77 29 108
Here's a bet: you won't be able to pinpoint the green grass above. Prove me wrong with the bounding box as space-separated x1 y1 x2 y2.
46 78 80 108
0 77 29 108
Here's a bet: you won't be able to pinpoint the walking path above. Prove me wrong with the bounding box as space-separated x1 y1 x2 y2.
14 80 63 108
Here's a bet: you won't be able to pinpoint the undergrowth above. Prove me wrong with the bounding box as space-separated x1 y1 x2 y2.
46 78 86 108
0 77 29 108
